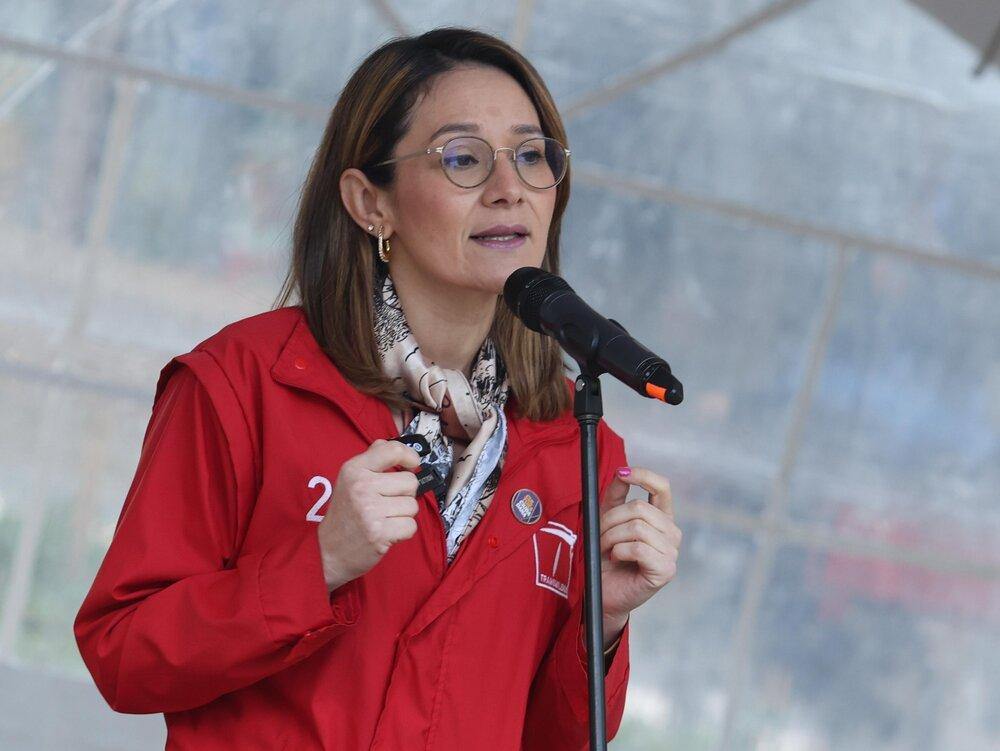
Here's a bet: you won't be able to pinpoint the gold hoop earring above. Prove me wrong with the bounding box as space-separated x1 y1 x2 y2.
377 224 391 263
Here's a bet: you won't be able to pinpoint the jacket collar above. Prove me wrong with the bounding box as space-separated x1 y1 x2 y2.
270 306 578 446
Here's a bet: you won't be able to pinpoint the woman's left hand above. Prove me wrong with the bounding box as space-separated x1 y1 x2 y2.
599 466 682 624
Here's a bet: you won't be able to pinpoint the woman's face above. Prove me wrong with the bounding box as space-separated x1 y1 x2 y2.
375 65 558 297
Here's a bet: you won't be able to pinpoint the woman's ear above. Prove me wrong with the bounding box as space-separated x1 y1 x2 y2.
339 167 393 236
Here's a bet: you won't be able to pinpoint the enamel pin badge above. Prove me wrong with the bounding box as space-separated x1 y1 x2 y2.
510 488 543 525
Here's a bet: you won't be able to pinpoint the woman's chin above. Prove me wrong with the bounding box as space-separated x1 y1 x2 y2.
486 250 542 280
457 244 544 295
487 260 533 296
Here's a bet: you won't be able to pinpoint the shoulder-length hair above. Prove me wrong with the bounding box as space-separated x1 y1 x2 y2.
273 27 572 422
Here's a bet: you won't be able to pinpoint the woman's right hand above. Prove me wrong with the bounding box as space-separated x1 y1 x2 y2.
317 438 424 591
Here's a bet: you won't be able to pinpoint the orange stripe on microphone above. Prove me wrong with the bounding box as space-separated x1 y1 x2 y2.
645 382 666 401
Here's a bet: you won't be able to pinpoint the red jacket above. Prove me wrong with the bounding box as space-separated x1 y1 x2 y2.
74 305 631 750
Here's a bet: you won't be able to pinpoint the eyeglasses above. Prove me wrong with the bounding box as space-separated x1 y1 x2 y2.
372 135 570 189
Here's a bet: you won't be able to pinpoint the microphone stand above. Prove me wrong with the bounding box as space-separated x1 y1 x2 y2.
574 364 610 750
501 266 684 746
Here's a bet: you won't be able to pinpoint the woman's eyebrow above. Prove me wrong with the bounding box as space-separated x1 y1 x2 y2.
428 122 545 141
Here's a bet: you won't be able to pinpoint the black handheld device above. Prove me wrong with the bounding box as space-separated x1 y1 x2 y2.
389 434 446 496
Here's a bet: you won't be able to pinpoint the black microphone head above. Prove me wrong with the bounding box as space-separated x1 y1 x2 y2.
502 267 544 311
503 266 573 332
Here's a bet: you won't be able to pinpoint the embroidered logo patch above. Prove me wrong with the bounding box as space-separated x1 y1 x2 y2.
532 521 577 598
510 488 543 525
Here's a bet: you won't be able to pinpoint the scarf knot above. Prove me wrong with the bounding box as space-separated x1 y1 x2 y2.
373 268 510 564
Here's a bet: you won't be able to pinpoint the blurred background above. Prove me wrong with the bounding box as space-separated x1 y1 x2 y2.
1 1 998 749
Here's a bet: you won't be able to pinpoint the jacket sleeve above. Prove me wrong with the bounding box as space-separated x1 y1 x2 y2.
73 353 362 714
521 420 632 749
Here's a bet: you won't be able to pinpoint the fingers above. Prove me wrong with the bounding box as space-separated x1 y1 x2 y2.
600 468 680 546
609 540 678 583
611 466 673 519
379 515 419 545
375 470 421 497
601 497 672 537
600 474 630 512
380 496 421 519
608 539 666 568
600 515 680 558
358 438 423 473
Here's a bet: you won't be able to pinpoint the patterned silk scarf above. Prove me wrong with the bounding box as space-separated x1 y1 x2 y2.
372 267 511 564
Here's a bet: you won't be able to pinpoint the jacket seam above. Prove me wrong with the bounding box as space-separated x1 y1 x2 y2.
171 349 255 565
197 346 261 494
254 549 277 645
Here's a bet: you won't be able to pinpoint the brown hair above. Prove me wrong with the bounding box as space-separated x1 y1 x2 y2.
272 27 572 421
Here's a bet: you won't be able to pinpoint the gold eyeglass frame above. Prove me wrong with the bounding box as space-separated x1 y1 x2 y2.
372 135 571 189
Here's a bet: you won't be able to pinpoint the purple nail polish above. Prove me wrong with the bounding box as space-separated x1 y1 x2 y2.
616 467 631 477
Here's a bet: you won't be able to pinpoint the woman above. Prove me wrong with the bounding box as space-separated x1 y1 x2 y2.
74 27 682 750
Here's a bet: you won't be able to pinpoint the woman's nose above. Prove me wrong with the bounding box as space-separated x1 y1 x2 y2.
484 149 524 202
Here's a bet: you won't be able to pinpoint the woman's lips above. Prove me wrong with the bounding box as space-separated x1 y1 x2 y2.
471 235 527 249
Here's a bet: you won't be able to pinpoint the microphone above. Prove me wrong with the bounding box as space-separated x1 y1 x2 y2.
503 267 683 405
